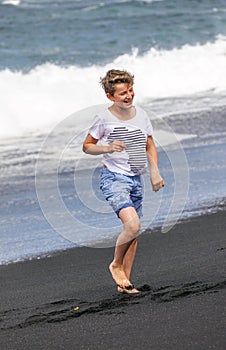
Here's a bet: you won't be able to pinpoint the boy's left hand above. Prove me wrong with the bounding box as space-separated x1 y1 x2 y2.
150 172 164 192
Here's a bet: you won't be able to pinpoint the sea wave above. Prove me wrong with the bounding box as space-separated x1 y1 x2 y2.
1 35 226 138
2 0 20 5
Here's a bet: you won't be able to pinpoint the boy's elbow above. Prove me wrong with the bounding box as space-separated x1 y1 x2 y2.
83 142 94 154
82 134 98 154
82 143 88 153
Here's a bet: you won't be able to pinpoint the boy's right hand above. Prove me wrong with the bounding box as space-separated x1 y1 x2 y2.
108 140 126 153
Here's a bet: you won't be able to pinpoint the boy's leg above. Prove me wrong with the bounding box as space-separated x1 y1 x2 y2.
121 175 142 280
122 237 138 280
109 206 140 290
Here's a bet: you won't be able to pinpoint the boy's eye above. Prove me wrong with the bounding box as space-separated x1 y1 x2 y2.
120 90 133 95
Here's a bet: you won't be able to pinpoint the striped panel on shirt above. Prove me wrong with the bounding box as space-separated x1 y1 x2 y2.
107 126 147 174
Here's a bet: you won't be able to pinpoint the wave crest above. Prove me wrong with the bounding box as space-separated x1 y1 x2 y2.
1 35 226 138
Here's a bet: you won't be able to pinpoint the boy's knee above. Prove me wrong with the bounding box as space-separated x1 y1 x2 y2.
119 206 140 238
125 218 140 238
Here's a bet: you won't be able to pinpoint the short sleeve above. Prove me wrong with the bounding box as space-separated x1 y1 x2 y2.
145 114 153 136
88 115 105 140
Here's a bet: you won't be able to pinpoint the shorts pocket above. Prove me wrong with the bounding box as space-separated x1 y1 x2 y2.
99 169 115 200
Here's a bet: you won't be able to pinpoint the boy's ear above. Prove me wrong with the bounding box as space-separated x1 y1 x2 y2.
106 92 115 101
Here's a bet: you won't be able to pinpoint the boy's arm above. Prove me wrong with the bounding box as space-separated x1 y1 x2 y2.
83 134 125 155
146 135 164 192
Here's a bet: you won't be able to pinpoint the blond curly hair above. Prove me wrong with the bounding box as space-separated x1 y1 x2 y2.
100 69 134 96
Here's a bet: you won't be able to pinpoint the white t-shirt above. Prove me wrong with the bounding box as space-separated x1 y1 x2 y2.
88 106 153 176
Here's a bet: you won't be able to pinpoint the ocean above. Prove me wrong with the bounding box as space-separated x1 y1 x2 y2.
1 0 226 264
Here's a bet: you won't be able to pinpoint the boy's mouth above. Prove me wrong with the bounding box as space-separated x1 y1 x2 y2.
123 99 132 104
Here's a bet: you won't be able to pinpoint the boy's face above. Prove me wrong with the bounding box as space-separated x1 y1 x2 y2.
107 83 135 109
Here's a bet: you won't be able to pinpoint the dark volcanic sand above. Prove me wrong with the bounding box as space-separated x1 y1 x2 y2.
0 209 226 350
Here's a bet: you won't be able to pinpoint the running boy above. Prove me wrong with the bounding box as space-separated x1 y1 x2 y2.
83 69 164 294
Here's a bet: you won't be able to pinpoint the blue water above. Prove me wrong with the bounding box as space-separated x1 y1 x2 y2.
1 0 226 70
1 0 226 264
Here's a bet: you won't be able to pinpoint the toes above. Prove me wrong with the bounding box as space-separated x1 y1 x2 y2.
117 285 140 294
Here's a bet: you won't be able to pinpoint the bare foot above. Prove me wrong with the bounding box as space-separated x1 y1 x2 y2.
117 286 140 294
109 262 130 289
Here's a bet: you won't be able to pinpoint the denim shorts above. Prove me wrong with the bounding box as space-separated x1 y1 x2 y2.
100 167 143 217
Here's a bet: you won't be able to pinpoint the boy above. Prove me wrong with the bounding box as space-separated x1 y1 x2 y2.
83 69 164 294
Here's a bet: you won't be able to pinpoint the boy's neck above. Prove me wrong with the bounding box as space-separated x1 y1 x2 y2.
109 104 136 120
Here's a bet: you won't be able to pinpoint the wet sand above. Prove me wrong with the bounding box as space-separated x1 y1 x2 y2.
0 209 226 350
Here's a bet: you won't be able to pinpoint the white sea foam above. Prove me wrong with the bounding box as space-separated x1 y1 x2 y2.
2 0 20 5
1 35 226 139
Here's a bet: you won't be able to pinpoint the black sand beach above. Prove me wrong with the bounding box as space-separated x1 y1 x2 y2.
1 208 226 350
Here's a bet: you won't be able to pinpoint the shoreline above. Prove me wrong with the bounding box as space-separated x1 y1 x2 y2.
1 198 226 267
1 207 226 349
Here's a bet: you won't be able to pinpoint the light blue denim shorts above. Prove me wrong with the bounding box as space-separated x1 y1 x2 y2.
100 167 143 217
